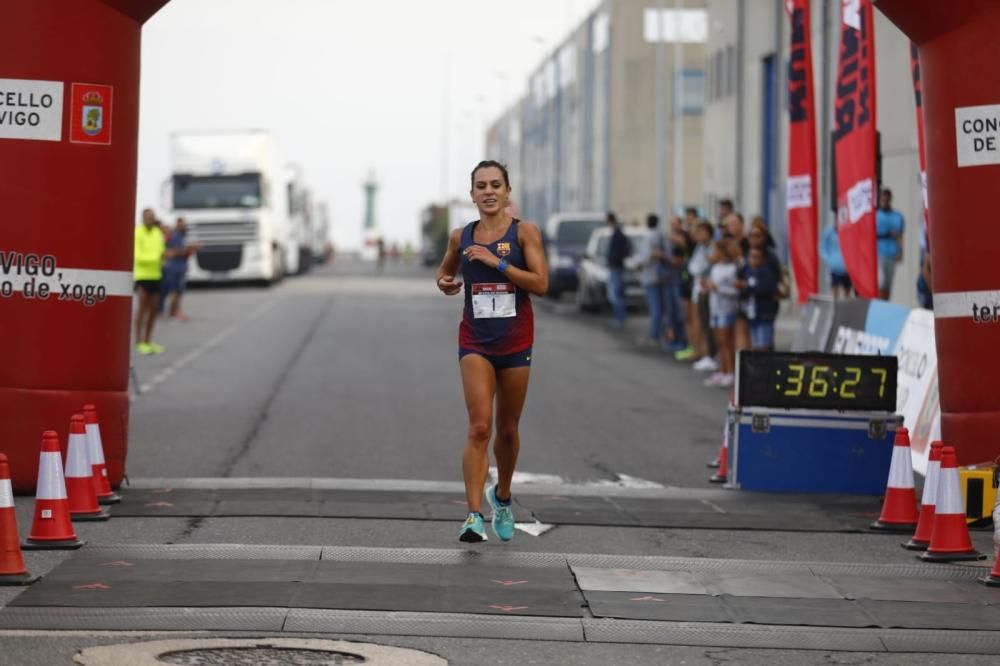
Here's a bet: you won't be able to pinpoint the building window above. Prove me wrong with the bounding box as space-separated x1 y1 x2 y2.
726 45 736 97
592 12 610 54
558 44 576 90
674 70 705 115
643 8 709 43
705 55 713 103
715 50 724 100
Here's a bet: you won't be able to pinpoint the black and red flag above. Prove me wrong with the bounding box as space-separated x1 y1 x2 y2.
910 42 929 232
833 0 878 298
785 0 819 303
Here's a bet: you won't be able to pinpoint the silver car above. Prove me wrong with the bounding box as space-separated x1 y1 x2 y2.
575 227 649 313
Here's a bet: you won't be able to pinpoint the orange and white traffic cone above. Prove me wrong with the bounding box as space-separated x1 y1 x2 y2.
871 427 920 532
708 393 737 470
903 441 944 551
21 431 84 550
0 454 39 585
65 415 110 522
981 546 1000 587
83 404 121 505
709 425 728 484
921 445 983 562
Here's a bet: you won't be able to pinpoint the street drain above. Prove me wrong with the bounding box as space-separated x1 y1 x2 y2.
75 638 447 666
158 645 365 665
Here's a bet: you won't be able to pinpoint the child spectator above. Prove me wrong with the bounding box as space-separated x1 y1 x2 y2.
670 222 696 360
703 238 740 387
688 221 718 371
739 246 779 350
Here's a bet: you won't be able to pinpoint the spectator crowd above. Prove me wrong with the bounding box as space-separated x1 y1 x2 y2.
603 200 789 389
598 184 926 388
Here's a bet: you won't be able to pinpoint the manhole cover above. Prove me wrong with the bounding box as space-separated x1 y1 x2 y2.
75 637 446 666
158 646 366 665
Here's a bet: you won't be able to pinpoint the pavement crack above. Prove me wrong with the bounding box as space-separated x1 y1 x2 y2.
221 295 334 477
703 648 734 665
171 517 206 543
564 557 596 620
584 454 619 482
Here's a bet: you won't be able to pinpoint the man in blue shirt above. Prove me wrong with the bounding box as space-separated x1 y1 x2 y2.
820 222 852 299
159 218 198 321
876 188 904 301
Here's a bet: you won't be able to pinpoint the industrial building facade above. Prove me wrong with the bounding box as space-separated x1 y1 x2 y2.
487 0 923 306
486 0 707 229
703 0 923 307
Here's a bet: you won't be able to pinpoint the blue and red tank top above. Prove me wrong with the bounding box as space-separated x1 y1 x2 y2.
458 219 534 355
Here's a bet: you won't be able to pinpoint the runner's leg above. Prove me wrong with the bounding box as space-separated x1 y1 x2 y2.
494 365 530 500
142 287 158 343
460 354 497 513
134 289 147 343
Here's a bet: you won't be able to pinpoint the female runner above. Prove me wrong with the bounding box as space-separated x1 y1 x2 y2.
436 160 548 542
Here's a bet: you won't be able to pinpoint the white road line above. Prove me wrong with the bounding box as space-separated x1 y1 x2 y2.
486 468 663 490
515 521 556 537
700 499 728 514
125 477 733 500
131 300 276 399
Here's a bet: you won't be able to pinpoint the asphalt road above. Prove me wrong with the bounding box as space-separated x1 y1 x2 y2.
2 258 996 665
125 259 729 485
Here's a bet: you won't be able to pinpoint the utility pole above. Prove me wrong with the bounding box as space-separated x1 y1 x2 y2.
441 55 451 202
672 0 685 216
655 0 667 223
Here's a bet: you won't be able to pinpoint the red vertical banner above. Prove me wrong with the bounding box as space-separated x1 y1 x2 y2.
785 0 819 303
910 42 929 231
833 0 878 298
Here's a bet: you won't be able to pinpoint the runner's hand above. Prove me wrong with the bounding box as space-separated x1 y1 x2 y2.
437 275 463 295
463 245 499 268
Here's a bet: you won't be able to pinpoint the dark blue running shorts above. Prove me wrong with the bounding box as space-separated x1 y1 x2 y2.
459 347 533 371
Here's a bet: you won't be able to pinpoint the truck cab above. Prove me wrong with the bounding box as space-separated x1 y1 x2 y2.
169 130 290 284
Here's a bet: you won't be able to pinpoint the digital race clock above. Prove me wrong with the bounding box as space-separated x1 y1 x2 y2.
736 350 897 412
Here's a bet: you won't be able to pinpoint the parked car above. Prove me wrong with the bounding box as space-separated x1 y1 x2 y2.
576 226 648 313
543 212 607 298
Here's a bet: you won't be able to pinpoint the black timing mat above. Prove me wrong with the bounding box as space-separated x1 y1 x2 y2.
582 591 1000 630
110 487 885 532
12 548 1000 631
10 555 584 618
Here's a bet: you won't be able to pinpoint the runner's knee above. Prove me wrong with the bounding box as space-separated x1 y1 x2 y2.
494 421 519 443
467 421 492 445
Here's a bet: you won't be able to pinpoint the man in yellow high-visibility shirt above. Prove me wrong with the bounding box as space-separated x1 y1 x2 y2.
134 208 167 355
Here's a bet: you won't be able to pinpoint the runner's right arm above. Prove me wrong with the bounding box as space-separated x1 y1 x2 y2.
436 228 464 295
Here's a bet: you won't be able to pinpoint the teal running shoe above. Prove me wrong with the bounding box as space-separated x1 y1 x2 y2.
486 484 515 541
459 512 487 543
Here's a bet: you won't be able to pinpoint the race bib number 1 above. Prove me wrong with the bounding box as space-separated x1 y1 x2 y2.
472 283 516 319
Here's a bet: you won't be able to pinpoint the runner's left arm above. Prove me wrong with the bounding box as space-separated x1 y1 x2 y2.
511 222 549 296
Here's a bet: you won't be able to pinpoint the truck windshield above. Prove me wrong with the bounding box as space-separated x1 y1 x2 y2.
173 174 262 209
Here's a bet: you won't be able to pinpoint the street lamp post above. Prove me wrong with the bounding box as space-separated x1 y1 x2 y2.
655 0 667 223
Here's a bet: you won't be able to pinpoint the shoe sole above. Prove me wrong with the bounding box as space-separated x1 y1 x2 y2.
485 487 515 542
459 529 487 543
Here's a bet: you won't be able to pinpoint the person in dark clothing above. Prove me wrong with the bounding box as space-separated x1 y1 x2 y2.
738 246 779 350
605 211 630 329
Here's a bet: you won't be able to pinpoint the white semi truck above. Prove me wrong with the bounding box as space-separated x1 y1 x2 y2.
169 130 291 284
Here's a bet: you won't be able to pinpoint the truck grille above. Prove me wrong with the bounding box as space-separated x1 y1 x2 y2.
196 245 243 272
187 219 257 245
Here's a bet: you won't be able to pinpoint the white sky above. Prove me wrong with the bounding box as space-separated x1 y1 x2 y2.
137 0 601 251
